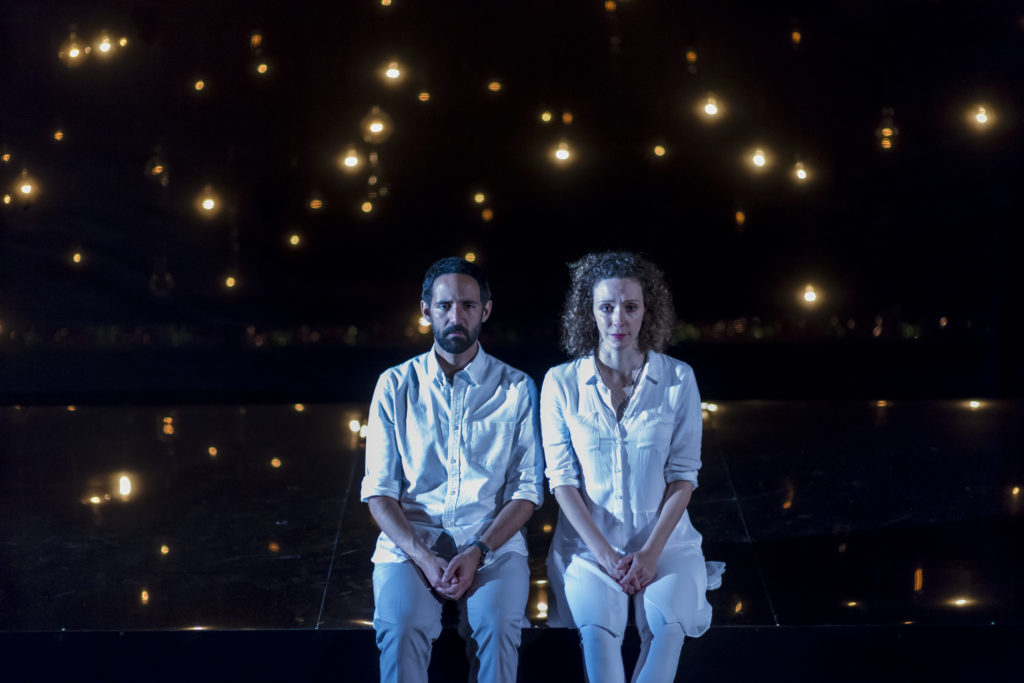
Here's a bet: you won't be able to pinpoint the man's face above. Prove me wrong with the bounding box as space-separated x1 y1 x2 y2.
421 273 492 354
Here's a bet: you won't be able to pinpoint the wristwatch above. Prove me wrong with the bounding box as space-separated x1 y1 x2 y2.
470 539 491 566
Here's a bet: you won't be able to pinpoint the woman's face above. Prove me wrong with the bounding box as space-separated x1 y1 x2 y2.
592 277 645 354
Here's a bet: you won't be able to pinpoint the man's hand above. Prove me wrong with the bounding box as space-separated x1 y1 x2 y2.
436 547 482 600
412 552 451 592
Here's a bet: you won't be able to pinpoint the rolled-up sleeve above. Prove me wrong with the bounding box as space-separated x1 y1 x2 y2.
360 372 403 501
664 365 702 490
504 376 545 506
541 369 581 491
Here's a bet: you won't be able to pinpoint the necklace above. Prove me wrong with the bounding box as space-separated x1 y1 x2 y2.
595 355 645 418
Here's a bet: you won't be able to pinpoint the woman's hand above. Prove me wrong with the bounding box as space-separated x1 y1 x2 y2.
597 548 626 582
617 548 659 594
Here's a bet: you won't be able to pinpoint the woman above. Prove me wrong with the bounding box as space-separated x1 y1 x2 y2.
541 252 715 683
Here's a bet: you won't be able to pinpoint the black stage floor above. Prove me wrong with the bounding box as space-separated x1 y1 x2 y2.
1 400 1020 681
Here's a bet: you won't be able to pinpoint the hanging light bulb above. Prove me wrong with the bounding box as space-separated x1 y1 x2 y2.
338 147 363 173
749 147 769 170
59 31 86 67
793 161 809 181
360 106 394 144
876 108 898 150
145 153 168 185
94 31 115 57
195 185 222 218
14 169 38 202
700 94 721 119
800 283 821 307
967 104 994 130
381 60 404 84
552 141 572 163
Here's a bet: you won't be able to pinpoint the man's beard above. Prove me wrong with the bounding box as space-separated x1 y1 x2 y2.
434 322 481 354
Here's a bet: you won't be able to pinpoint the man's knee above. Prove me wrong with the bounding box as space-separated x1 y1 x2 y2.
579 623 623 644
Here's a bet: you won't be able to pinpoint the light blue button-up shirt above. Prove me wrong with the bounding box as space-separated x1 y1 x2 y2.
361 345 544 564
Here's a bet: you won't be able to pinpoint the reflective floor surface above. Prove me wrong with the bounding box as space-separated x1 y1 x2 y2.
1 399 1021 680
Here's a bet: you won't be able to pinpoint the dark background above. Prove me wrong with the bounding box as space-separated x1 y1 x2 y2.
1 0 1021 402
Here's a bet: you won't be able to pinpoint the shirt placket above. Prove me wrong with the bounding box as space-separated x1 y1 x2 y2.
442 376 463 530
596 382 627 546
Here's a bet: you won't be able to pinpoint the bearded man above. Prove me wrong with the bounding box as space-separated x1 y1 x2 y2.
361 256 543 683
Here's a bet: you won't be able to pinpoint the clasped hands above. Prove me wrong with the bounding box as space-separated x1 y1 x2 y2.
415 547 482 600
600 548 658 595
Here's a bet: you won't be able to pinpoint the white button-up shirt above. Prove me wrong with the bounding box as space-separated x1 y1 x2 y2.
541 352 703 563
361 345 544 565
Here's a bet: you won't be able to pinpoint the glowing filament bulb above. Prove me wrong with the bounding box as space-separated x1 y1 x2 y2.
803 285 818 303
194 80 205 91
385 62 400 79
361 201 373 213
99 38 112 53
653 145 666 157
554 142 571 162
343 153 359 167
349 419 361 433
464 252 477 262
703 97 719 116
369 122 384 134
20 183 33 195
473 192 486 204
752 149 766 167
975 107 988 124
487 81 502 92
794 162 808 180
72 252 82 264
540 111 552 123
289 234 301 246
225 276 237 288
119 476 132 497
417 91 430 102
202 198 215 211
119 38 128 47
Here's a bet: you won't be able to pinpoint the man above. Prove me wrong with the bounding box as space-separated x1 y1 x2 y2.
361 257 544 683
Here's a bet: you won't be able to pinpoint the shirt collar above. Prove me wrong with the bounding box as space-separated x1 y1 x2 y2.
426 343 488 387
579 351 661 386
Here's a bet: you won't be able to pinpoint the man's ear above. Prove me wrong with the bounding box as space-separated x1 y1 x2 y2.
420 300 430 320
481 299 493 323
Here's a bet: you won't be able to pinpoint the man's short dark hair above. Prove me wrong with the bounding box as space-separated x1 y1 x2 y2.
421 257 492 305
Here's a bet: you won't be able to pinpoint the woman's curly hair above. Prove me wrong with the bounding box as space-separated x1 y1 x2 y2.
560 251 676 358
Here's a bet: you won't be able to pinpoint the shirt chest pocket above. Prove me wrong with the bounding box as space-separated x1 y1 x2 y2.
567 412 611 453
633 410 675 450
466 420 515 472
